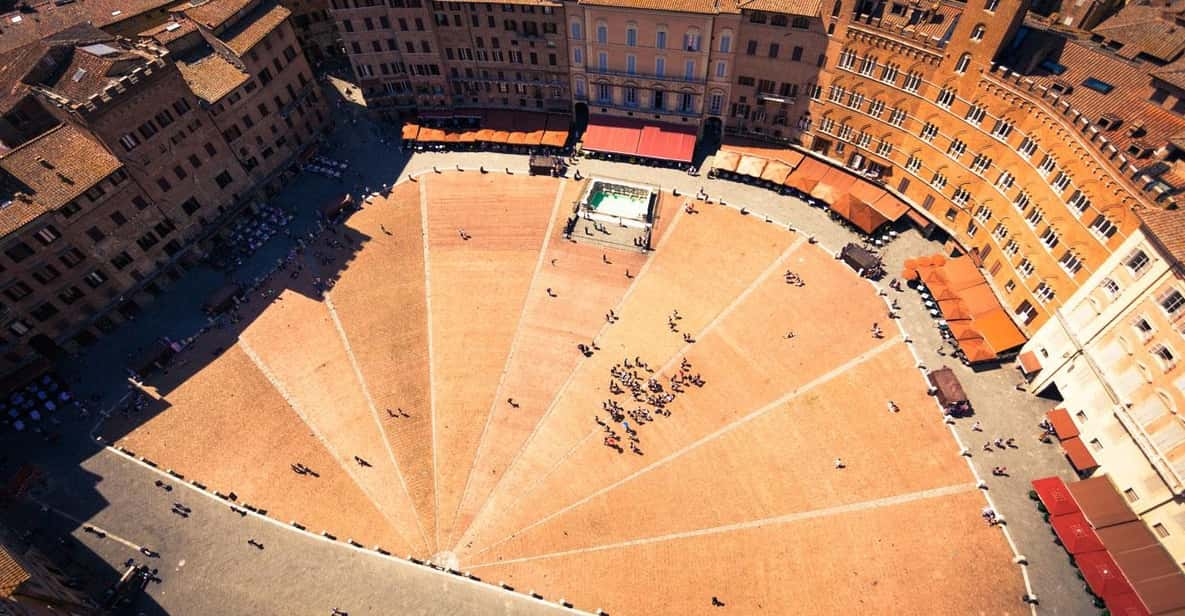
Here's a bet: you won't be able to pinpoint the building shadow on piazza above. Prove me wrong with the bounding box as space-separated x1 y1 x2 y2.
0 107 408 613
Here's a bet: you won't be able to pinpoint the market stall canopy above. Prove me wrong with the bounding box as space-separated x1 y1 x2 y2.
1031 476 1080 516
1047 408 1079 440
636 123 697 163
759 160 793 184
839 243 880 274
401 123 420 141
713 150 741 172
784 156 829 193
1062 437 1100 472
1076 550 1134 601
830 193 891 234
1052 511 1106 554
907 255 1027 363
581 116 644 156
927 367 967 405
736 155 768 179
1018 350 1042 375
810 167 858 203
540 114 570 147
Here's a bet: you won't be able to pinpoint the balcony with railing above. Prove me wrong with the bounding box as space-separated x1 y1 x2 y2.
584 66 706 86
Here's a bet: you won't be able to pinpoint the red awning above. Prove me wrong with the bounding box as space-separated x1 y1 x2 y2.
1076 550 1135 602
1052 511 1106 554
1063 436 1100 471
1048 408 1079 440
1104 592 1151 616
637 124 697 163
1031 476 1080 516
582 116 643 156
1018 351 1042 374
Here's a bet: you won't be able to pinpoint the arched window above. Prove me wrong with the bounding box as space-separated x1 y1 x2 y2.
954 53 971 74
971 24 986 41
596 22 608 44
719 30 732 53
683 28 701 51
570 20 582 40
626 23 638 47
832 0 842 16
655 26 668 49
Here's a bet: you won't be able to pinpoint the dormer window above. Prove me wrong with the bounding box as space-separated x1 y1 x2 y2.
1049 79 1072 95
1127 142 1153 158
1097 114 1121 130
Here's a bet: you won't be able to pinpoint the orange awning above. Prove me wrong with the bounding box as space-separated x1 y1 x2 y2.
1048 408 1079 440
417 126 446 142
1019 351 1042 374
1062 436 1100 471
940 299 972 320
541 114 569 147
474 128 496 142
760 160 793 184
947 320 980 341
714 150 741 172
810 168 858 202
974 308 1027 353
736 155 768 178
959 338 997 363
868 193 910 223
401 123 420 141
491 130 512 144
785 157 829 192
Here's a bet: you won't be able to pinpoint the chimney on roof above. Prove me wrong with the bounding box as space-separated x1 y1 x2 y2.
1130 120 1147 137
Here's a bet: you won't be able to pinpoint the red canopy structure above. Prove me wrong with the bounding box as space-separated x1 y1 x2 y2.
1062 437 1100 472
1047 408 1079 440
637 123 697 163
1031 476 1080 516
1052 511 1106 554
1076 550 1134 601
581 116 643 156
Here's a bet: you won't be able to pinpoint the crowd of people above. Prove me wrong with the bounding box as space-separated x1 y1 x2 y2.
599 355 704 455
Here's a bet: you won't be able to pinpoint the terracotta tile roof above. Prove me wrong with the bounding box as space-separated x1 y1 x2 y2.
0 24 121 112
0 543 30 599
1137 206 1185 264
0 0 178 54
577 0 727 15
467 0 562 5
220 3 291 56
1017 32 1185 163
735 0 821 16
0 43 48 113
1092 0 1185 63
177 0 256 30
876 2 962 40
40 46 151 104
139 19 199 45
176 51 248 102
0 124 121 230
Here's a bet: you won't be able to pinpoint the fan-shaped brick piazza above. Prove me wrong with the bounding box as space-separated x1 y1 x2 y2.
105 172 1027 615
